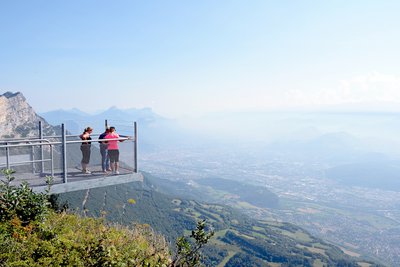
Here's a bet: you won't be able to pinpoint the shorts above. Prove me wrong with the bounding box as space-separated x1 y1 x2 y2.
80 144 91 164
108 149 119 163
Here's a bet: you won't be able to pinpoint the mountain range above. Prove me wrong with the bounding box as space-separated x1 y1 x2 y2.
39 106 197 152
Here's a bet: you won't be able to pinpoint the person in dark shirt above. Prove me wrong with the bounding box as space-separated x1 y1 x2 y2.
80 127 93 174
98 127 111 173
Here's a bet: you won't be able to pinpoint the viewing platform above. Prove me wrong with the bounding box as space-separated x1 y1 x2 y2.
0 121 142 194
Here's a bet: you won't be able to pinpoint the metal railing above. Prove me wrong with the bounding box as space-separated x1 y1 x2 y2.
0 121 138 185
0 138 54 177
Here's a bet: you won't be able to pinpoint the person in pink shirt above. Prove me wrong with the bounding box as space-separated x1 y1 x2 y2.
105 126 123 174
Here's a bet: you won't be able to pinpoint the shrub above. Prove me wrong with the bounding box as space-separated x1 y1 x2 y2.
0 169 50 224
0 212 171 266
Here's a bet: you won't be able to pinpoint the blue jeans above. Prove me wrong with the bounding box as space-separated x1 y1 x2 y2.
100 144 110 171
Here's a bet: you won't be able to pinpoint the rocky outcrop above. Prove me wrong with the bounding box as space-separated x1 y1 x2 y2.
0 91 58 139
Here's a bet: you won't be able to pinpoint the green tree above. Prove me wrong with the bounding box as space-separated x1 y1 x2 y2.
172 220 214 267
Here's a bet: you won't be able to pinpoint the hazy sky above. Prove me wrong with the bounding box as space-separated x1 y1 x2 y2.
1 1 400 118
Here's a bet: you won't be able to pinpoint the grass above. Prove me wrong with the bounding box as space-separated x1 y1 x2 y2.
280 229 313 243
313 259 324 267
217 251 237 267
184 208 202 218
297 244 327 257
259 220 284 227
230 229 255 240
357 262 372 267
214 229 228 238
268 263 282 267
235 201 258 209
339 246 360 257
198 205 224 222
312 242 330 250
252 226 264 231
252 231 268 239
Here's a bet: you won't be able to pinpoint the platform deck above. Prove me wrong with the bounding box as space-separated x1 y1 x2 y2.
2 165 143 194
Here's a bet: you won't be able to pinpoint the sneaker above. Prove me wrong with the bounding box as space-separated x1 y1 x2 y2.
115 171 120 175
82 170 91 174
106 168 112 171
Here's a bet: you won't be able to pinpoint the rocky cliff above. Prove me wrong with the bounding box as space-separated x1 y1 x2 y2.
0 92 58 139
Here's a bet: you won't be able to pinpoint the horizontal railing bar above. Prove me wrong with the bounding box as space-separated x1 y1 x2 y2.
1 134 131 142
0 138 52 144
65 137 131 144
0 159 52 167
0 137 41 142
0 137 132 148
0 143 54 148
43 133 104 139
0 133 105 142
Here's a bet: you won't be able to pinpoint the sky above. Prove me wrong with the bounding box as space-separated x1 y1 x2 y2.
1 0 400 118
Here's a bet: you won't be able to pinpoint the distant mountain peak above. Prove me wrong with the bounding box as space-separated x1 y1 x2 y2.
0 91 58 138
1 91 24 100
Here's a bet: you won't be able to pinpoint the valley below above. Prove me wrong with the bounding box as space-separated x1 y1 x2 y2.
140 146 400 266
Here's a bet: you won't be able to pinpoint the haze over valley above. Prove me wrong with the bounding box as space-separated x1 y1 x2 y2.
38 103 400 266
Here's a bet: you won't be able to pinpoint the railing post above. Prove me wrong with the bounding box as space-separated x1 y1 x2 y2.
31 143 35 174
39 121 44 173
62 123 68 183
5 142 10 169
105 119 108 129
50 145 54 178
134 121 138 173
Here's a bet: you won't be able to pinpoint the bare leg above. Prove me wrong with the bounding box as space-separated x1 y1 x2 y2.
110 162 115 172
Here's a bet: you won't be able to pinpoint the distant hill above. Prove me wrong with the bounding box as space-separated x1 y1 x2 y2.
263 132 366 165
40 106 195 152
54 173 374 266
37 109 88 134
326 161 400 191
41 107 164 132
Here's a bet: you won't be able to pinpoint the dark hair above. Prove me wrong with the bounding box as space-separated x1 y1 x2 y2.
109 126 116 132
84 127 93 133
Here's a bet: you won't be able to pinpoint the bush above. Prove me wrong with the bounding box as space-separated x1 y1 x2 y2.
0 169 215 266
0 169 50 224
0 212 171 266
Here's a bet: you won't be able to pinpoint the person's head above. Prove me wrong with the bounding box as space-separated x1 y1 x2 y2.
105 127 110 133
84 127 93 133
109 126 116 132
